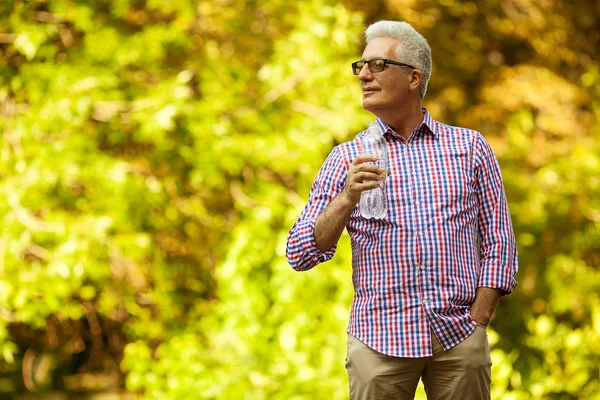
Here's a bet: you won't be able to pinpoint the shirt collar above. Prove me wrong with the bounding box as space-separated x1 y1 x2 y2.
375 108 439 140
420 108 439 138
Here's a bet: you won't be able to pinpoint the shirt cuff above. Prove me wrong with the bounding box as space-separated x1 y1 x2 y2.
477 263 518 295
288 219 336 271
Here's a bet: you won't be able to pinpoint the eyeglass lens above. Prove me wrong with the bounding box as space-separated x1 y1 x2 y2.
353 59 386 75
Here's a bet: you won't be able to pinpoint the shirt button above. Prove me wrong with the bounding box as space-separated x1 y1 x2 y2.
415 200 421 206
421 265 426 270
422 299 429 305
418 232 424 236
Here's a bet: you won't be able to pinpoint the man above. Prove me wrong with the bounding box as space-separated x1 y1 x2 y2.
286 20 518 400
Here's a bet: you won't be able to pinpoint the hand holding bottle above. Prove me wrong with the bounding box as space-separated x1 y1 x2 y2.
343 154 387 205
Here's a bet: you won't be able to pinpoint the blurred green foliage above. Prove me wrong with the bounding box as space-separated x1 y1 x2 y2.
0 0 599 398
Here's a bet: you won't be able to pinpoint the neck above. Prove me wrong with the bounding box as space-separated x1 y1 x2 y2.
376 102 424 141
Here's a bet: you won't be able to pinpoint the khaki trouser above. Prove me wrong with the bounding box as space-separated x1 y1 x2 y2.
346 326 491 400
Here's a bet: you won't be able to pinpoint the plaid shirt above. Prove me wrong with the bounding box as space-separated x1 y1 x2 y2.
286 109 518 357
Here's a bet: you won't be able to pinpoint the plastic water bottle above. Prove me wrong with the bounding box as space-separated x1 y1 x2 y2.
359 122 388 219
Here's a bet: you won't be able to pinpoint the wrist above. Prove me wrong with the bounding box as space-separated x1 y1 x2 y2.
473 313 491 326
340 188 360 207
470 310 490 326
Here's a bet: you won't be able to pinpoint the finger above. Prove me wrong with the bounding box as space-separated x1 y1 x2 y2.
352 154 378 165
353 171 383 183
352 163 380 174
355 167 387 178
356 181 381 191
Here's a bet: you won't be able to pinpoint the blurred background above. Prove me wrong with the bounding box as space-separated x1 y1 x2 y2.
0 0 599 399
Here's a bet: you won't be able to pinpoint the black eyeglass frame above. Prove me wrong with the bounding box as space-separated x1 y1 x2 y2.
351 58 416 75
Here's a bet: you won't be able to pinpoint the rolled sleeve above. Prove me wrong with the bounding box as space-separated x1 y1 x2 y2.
286 147 348 271
474 134 519 295
286 218 337 271
477 262 518 295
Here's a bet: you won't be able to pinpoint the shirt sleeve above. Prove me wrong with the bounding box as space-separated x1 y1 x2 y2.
474 133 519 295
286 146 348 271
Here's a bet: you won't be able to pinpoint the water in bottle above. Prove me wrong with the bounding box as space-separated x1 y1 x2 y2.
359 122 388 219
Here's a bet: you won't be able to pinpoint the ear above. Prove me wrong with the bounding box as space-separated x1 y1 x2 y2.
408 69 422 94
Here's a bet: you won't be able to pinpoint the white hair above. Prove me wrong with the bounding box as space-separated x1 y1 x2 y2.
365 21 432 99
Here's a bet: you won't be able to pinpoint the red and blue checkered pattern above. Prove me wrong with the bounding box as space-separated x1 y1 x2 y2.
286 109 518 357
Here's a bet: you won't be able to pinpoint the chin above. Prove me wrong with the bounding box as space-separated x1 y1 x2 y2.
362 99 380 113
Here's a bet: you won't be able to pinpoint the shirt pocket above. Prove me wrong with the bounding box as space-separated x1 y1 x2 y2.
424 156 476 226
429 179 472 221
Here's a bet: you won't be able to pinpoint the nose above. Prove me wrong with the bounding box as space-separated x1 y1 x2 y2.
358 63 373 81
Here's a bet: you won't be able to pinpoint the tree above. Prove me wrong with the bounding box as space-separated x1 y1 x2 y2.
0 0 598 398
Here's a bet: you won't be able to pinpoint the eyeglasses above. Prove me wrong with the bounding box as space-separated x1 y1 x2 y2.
351 58 416 75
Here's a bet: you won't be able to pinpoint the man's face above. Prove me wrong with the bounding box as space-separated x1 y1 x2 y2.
358 37 411 113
